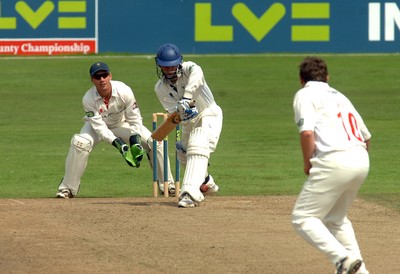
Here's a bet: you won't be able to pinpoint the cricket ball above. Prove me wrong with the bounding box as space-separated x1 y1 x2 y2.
200 184 209 193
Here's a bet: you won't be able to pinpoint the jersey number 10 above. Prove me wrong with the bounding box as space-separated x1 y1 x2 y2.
337 112 363 142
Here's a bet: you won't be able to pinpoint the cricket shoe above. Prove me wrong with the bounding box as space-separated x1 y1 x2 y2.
159 181 176 197
336 257 363 274
356 263 370 274
200 175 219 195
56 189 74 199
178 193 199 208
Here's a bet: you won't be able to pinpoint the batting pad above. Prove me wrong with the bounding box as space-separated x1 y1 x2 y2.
186 128 210 158
180 128 210 202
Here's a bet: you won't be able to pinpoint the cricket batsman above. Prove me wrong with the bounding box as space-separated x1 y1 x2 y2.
154 43 223 208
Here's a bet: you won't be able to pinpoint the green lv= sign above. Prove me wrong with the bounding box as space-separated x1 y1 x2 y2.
195 2 330 42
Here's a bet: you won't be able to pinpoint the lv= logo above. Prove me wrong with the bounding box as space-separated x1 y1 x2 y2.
15 1 55 29
195 2 330 42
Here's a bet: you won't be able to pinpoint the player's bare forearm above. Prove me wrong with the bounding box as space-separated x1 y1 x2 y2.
365 139 370 151
300 130 315 175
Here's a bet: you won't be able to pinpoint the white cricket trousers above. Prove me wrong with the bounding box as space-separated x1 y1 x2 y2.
292 146 369 266
179 103 223 202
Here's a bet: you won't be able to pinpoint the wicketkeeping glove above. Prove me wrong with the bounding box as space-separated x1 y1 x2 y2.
129 134 144 167
176 99 198 121
112 137 137 167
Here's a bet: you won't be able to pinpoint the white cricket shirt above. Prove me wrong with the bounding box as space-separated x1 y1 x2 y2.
154 61 215 114
82 80 143 144
293 81 371 156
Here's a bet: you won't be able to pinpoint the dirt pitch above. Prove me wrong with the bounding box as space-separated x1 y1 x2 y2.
1 196 399 274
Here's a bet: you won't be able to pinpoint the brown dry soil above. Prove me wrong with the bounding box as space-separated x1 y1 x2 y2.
1 196 399 274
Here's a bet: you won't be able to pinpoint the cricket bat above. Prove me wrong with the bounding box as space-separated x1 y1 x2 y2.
151 112 181 141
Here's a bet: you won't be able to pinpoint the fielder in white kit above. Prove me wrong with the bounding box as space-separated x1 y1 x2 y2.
292 57 371 274
56 62 175 198
154 44 223 208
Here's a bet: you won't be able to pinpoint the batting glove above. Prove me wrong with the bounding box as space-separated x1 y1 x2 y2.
176 99 198 121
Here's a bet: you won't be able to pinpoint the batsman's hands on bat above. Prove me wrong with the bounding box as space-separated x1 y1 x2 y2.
129 134 144 167
176 99 198 121
112 137 142 168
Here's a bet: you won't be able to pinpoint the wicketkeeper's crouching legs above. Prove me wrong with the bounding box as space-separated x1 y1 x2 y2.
58 133 95 197
57 122 176 197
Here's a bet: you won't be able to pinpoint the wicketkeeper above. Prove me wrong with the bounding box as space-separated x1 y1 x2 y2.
154 44 223 208
56 62 175 198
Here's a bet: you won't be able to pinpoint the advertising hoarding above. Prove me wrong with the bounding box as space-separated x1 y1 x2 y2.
1 1 399 55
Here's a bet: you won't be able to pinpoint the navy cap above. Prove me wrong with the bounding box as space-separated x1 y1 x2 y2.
89 62 110 76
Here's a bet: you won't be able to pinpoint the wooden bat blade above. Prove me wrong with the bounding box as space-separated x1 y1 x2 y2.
151 112 181 141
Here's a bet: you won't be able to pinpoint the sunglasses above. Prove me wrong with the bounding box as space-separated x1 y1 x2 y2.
92 72 109 80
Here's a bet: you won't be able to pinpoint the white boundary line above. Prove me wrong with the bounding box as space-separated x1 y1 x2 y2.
0 52 399 61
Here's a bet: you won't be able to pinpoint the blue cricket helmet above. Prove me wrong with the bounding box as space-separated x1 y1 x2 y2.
155 44 183 67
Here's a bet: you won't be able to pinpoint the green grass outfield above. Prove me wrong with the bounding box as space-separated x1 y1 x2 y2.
0 54 399 209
